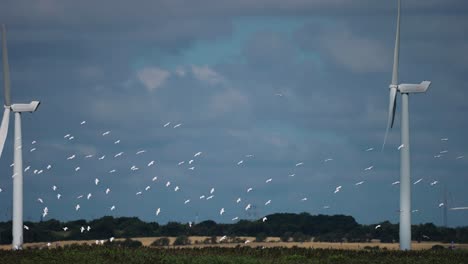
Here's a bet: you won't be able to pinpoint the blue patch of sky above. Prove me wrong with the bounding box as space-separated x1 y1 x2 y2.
131 17 325 72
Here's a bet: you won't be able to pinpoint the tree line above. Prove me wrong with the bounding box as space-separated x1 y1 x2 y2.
0 212 467 244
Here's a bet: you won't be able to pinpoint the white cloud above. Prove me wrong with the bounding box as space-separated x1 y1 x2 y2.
137 67 171 91
191 65 225 85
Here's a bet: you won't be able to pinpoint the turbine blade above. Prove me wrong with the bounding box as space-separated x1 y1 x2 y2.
0 108 10 159
382 87 398 151
2 24 11 106
391 0 401 86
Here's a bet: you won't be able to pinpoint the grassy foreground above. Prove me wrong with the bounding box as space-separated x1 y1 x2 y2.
1 244 468 264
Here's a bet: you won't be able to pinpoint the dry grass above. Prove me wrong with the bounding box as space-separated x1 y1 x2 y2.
1 236 468 251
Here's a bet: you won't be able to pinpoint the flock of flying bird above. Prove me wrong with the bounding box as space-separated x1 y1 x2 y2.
0 118 467 244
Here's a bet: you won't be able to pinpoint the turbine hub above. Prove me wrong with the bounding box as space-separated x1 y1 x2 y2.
389 84 399 90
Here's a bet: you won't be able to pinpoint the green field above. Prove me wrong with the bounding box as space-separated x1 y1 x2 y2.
1 244 467 264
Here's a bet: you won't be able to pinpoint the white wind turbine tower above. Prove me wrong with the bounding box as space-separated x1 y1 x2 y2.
1 24 41 250
382 0 431 250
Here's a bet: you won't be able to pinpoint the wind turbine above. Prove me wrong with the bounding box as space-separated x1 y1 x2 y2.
383 0 431 250
1 24 41 250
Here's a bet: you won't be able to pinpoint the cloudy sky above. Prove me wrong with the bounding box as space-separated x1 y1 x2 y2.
0 0 467 227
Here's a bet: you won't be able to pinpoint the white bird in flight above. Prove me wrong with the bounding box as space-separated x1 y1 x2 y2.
441 138 448 141
247 187 253 193
24 166 31 172
456 156 464 159
152 176 158 182
136 150 146 155
178 161 185 165
188 159 194 164
207 195 214 200
37 198 44 204
136 191 142 195
75 204 81 211
413 178 423 185
87 193 92 200
46 165 52 170
105 188 111 194
184 199 191 204
166 181 171 187
24 225 29 230
174 186 179 192
145 186 151 191
114 152 124 158
237 160 244 165
110 205 115 211
324 158 333 162
232 217 239 221
194 152 202 157
295 162 304 166
265 178 272 183
52 185 57 191
398 144 405 150
289 174 295 177
63 227 68 231
67 154 76 160
57 194 61 200
200 195 205 199
80 120 86 125
245 204 251 210
156 208 161 215
173 123 182 128
98 155 105 160
301 197 308 201
262 217 267 222
163 122 171 127
210 188 215 194
95 178 100 185
364 166 374 171
365 148 374 152
236 198 241 203
219 208 225 215
265 200 271 206
147 161 155 167
334 186 342 194
392 181 400 185
85 154 94 159
439 203 444 208
430 181 438 186
375 225 381 229
102 131 110 136
355 181 365 186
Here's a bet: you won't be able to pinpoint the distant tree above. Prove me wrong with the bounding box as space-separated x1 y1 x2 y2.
151 237 170 247
280 232 292 242
174 235 190 246
255 232 267 242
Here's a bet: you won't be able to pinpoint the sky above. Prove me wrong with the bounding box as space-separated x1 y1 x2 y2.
0 0 467 227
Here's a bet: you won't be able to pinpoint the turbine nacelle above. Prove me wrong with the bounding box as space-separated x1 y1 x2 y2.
389 81 431 94
398 81 431 93
10 101 40 113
